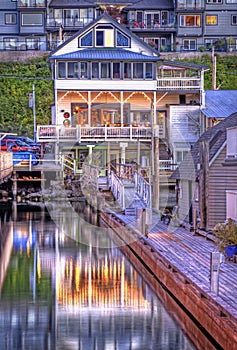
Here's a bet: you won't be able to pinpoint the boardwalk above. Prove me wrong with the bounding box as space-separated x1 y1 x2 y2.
115 212 237 317
102 207 237 349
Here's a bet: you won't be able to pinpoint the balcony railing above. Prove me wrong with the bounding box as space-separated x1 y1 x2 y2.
157 77 201 90
128 20 175 30
46 17 94 29
37 125 152 143
18 0 46 7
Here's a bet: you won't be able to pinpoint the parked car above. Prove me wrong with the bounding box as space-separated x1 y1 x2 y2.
0 139 33 152
3 135 51 154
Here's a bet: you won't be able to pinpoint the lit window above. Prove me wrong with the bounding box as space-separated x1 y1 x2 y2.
206 16 217 25
180 15 200 27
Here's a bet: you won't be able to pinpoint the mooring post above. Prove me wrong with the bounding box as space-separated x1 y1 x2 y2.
210 252 224 295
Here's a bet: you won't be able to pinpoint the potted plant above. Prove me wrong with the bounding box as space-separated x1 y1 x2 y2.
214 219 237 259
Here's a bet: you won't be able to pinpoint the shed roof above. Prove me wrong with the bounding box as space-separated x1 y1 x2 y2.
202 90 237 119
50 48 160 61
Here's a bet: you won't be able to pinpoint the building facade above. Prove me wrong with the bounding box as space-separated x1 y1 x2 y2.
0 0 236 52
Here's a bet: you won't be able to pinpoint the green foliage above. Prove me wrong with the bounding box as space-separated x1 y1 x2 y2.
214 219 237 253
0 57 54 138
180 54 237 90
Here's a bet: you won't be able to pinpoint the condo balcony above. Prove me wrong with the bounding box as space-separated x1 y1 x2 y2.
18 0 46 8
37 125 152 143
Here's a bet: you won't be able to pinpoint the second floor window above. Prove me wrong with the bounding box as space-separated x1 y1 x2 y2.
5 14 16 25
206 16 217 25
21 13 43 26
180 15 201 27
232 15 237 25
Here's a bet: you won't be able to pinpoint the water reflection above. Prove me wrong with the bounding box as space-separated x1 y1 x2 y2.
0 205 197 350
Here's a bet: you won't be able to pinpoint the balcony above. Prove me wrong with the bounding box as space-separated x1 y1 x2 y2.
37 125 152 143
46 17 94 29
157 77 201 91
18 0 46 8
128 20 175 31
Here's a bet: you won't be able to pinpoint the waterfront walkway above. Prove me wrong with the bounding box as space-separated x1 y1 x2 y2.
103 208 237 349
117 211 237 315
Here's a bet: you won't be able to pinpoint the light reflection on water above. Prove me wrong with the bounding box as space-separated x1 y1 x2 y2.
0 206 197 350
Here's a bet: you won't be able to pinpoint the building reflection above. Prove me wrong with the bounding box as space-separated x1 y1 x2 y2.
0 205 201 350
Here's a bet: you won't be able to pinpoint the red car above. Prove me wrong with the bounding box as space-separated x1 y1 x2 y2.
0 139 32 152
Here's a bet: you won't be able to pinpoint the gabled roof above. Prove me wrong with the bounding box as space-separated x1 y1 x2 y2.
50 13 160 59
171 112 237 180
51 48 160 61
202 90 237 119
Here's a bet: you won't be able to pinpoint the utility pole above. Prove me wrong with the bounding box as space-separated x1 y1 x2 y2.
212 47 216 90
32 82 36 142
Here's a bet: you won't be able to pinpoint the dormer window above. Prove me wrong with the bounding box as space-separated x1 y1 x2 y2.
80 24 130 48
95 25 114 47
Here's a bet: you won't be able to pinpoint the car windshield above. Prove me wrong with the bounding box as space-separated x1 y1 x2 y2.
23 137 34 144
15 140 29 146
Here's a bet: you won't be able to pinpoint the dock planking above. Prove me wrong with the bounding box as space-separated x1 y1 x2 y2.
115 211 237 319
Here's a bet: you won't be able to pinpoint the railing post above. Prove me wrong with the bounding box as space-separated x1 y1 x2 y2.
73 159 76 174
29 154 32 171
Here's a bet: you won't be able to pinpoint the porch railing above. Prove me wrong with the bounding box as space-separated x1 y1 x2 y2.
157 77 201 90
37 125 152 142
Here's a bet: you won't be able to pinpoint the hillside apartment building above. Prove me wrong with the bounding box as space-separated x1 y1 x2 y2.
0 0 236 53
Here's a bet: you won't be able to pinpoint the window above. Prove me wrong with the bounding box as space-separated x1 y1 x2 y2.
58 62 66 78
157 111 166 138
64 9 79 26
226 0 237 3
26 38 40 50
207 0 222 2
116 31 129 47
180 15 200 27
206 15 217 25
144 37 159 50
113 63 120 78
145 63 153 79
145 12 160 28
133 63 144 79
95 25 114 47
92 62 99 79
3 38 18 50
67 62 79 78
183 39 196 50
176 151 188 163
232 15 237 25
80 62 88 78
80 31 93 47
124 63 131 78
5 14 17 25
101 62 111 79
21 13 43 26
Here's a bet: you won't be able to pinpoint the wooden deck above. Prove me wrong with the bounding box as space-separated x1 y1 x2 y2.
101 209 237 349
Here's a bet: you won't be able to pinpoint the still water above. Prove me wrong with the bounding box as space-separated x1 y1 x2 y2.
0 204 198 350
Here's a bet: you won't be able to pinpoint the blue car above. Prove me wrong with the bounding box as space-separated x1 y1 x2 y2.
12 151 39 166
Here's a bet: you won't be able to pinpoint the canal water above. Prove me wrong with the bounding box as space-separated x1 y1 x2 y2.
0 204 199 350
